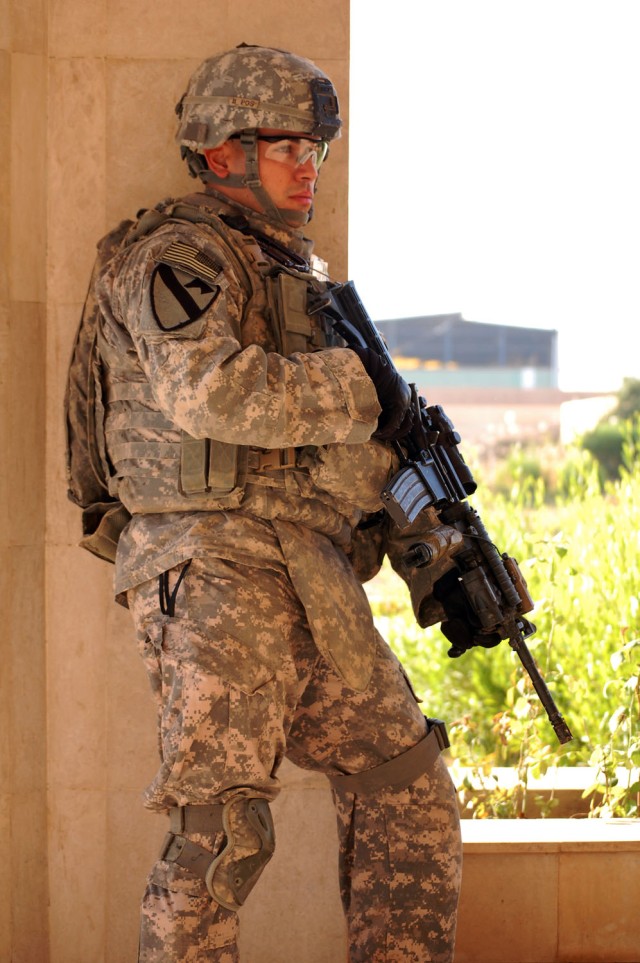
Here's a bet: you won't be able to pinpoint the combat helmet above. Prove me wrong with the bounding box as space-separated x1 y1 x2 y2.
175 43 341 227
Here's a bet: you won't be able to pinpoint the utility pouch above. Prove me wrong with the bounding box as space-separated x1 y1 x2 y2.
79 501 132 563
179 433 248 502
267 273 319 354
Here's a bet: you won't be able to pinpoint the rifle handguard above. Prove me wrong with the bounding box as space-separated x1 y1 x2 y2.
502 555 535 615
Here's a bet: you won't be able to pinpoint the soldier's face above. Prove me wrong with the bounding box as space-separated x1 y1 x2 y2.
204 129 321 225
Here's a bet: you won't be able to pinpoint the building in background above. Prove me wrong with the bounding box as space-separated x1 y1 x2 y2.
378 313 557 390
377 313 614 452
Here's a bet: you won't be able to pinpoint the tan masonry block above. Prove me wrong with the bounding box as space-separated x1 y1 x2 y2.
105 58 190 225
0 794 9 962
6 301 46 544
48 58 107 305
0 51 9 303
6 545 46 794
10 790 49 960
0 301 10 544
0 2 9 49
455 850 559 962
224 0 350 61
48 789 107 963
558 849 640 962
8 0 46 54
106 0 231 59
47 545 112 791
49 0 107 57
10 54 46 303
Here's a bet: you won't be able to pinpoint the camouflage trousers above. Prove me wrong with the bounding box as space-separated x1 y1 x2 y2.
128 554 462 962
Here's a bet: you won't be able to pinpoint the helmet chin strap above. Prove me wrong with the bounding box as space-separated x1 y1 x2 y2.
196 130 312 229
237 130 312 228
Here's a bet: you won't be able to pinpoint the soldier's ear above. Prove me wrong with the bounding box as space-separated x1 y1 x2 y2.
203 145 231 177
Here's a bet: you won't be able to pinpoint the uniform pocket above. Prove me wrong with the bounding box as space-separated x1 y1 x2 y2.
301 440 394 512
141 617 280 804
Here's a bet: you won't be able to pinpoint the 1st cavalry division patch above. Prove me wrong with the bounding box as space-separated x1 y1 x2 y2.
150 241 225 331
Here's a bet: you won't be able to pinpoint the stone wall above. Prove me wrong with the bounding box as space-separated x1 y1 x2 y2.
1 3 350 960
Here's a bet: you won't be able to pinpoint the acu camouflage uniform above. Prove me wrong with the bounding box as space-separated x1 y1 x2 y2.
95 46 462 963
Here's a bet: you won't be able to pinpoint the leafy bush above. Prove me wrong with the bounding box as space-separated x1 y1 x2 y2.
581 422 630 481
613 377 640 421
369 432 640 817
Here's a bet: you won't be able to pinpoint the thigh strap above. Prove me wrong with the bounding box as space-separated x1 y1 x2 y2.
168 804 225 835
160 832 217 881
327 717 449 796
158 804 225 885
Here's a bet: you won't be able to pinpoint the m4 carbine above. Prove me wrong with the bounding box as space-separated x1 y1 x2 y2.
313 280 573 746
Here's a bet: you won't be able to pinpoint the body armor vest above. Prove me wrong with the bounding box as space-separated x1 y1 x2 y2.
98 199 342 517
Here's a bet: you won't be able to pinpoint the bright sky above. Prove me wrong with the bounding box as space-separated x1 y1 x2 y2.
348 0 640 392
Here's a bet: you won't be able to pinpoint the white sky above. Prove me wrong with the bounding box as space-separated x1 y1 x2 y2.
348 0 640 392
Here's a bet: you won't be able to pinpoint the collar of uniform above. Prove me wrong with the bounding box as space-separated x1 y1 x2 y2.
183 189 315 261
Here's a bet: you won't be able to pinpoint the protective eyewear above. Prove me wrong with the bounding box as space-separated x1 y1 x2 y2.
237 134 329 170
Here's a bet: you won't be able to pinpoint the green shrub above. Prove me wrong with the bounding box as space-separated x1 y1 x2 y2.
581 422 629 481
613 377 640 421
370 437 640 816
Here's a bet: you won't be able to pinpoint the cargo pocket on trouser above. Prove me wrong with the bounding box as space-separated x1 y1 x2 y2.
138 871 240 962
139 617 283 812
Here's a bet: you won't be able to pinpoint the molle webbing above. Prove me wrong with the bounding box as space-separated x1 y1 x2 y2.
104 201 329 507
327 719 449 796
180 434 247 496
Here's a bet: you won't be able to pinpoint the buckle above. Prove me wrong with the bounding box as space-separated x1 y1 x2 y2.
257 447 297 471
427 717 450 752
169 807 186 833
159 832 187 862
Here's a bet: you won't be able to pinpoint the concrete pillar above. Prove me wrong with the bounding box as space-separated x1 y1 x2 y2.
1 2 49 960
2 2 350 960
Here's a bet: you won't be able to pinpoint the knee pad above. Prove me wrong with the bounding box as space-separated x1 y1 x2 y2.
205 795 276 911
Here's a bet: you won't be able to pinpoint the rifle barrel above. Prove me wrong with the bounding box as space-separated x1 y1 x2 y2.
510 634 574 745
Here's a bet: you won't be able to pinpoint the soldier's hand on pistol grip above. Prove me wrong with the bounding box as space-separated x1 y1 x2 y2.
351 346 413 442
433 569 502 658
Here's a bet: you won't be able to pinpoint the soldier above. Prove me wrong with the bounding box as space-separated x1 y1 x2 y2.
95 44 462 962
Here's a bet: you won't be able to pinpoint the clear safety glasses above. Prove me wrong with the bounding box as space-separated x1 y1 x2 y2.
256 135 330 170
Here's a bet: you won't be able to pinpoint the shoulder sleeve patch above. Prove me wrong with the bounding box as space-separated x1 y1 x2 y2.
150 242 225 332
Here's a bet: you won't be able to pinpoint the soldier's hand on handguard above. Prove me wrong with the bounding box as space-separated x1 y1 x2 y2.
351 346 413 442
433 569 502 658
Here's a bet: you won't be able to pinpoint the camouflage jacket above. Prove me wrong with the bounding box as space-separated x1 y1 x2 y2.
94 189 458 686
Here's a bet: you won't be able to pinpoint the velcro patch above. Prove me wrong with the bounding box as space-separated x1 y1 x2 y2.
150 241 225 332
160 242 224 289
150 262 219 331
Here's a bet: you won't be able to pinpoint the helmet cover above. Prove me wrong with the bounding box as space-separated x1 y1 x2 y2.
176 44 342 149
